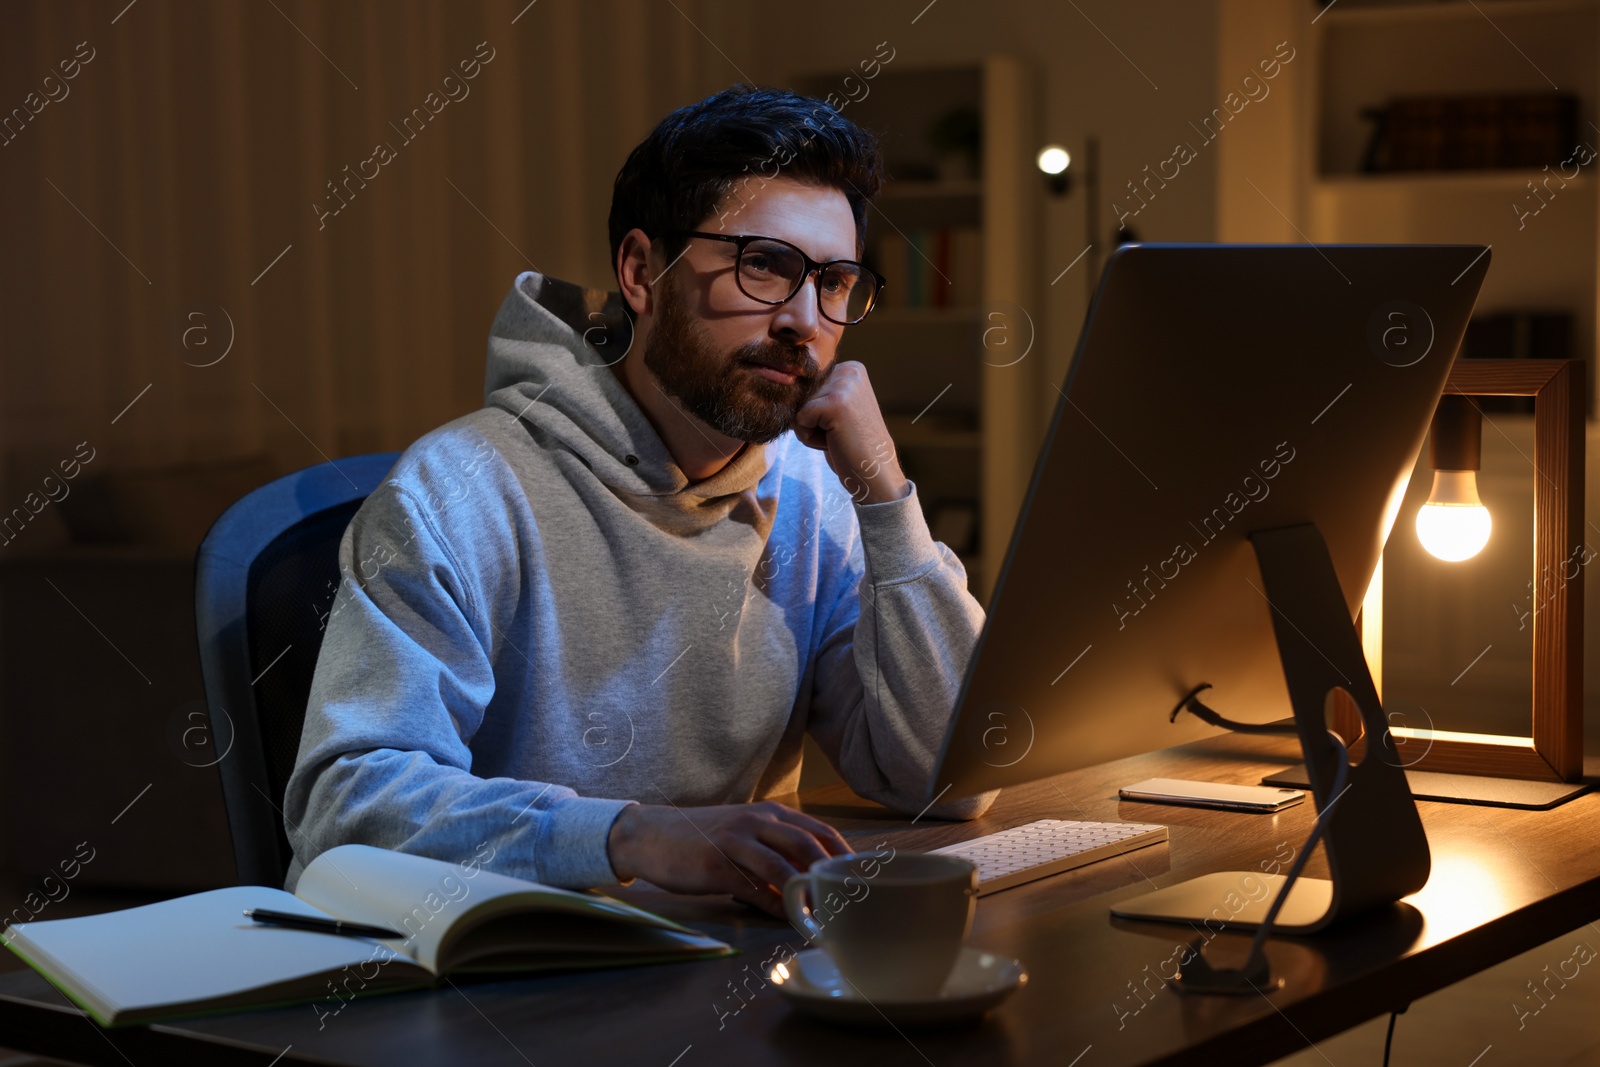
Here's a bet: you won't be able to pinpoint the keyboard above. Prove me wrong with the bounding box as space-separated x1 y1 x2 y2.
927 819 1169 896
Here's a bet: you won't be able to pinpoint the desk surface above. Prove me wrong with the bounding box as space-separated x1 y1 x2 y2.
4 732 1599 1067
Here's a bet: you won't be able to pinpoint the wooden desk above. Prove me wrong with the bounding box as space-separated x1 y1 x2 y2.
4 731 1599 1066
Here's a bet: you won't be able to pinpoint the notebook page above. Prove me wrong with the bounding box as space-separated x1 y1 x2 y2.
4 886 427 1025
295 844 712 973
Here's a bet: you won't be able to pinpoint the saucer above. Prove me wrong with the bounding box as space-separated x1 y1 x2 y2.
770 945 1026 1027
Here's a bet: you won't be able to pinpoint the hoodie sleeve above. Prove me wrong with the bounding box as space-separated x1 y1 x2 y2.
804 479 1001 820
280 479 635 893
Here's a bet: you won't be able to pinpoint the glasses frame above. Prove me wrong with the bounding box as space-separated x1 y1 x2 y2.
661 229 885 325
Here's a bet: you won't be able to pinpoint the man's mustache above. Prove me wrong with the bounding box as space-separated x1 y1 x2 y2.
739 345 818 379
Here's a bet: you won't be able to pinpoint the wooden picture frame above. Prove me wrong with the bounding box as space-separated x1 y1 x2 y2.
1333 359 1585 782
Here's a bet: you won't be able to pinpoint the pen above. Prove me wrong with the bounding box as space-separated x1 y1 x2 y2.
244 908 406 940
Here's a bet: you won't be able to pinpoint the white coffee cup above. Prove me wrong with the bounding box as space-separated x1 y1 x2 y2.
782 849 977 999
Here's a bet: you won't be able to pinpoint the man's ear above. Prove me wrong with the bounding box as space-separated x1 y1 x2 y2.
617 229 655 318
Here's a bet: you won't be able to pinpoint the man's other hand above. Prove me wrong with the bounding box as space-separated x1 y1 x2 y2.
606 801 854 918
792 360 909 505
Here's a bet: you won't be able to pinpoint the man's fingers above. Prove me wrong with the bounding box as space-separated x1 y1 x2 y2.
771 806 854 855
793 423 826 450
792 397 821 429
795 390 840 429
646 804 855 915
755 819 837 876
723 838 803 901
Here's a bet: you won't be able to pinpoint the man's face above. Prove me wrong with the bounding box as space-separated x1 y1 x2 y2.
640 178 856 444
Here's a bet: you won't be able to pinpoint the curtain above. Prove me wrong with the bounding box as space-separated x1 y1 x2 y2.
0 0 760 492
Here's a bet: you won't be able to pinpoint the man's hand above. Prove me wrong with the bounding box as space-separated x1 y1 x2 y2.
792 361 909 505
606 801 854 918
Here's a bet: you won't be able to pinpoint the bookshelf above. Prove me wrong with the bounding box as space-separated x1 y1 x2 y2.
792 57 1042 607
1304 0 1599 404
1219 0 1600 743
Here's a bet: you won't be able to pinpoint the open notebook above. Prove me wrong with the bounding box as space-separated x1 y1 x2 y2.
3 843 733 1027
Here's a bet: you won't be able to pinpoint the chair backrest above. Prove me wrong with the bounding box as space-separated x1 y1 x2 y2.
195 453 400 887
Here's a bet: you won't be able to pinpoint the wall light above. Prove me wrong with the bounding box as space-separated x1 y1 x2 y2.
1037 144 1072 196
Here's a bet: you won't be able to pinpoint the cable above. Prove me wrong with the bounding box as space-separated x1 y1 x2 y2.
1242 728 1352 967
1174 728 1352 994
1383 1006 1406 1066
1169 682 1297 735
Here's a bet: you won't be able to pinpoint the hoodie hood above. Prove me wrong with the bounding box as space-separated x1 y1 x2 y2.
483 270 774 510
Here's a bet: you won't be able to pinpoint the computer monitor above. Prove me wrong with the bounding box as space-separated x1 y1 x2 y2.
928 242 1491 931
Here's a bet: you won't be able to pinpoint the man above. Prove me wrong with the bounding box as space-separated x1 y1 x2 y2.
283 84 996 918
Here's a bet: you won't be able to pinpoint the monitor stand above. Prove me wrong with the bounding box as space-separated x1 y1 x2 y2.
1110 522 1432 934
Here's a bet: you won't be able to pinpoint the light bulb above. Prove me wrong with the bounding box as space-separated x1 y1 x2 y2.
1037 146 1070 175
1415 470 1491 562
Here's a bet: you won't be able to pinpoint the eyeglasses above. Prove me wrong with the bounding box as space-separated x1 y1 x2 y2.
662 230 884 325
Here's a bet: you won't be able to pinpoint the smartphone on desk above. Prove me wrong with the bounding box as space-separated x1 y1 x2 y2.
1119 777 1305 813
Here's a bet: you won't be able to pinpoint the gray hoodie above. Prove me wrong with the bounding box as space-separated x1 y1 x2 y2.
281 270 996 893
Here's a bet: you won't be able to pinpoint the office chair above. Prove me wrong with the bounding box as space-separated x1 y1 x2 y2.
194 453 400 888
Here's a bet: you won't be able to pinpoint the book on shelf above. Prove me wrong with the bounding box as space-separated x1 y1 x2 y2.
1362 93 1580 173
908 230 927 309
932 227 952 308
3 843 733 1027
867 226 982 311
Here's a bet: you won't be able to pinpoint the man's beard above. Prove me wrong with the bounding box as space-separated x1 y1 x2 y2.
642 271 827 444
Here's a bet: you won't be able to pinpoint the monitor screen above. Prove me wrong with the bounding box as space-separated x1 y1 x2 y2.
930 243 1491 802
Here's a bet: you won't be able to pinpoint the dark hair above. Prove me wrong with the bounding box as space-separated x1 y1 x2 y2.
607 84 886 289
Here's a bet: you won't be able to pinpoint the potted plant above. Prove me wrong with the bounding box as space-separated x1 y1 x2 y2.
928 106 981 182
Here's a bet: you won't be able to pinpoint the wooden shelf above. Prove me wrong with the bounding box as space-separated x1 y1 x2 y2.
1315 0 1595 28
1313 170 1595 193
883 413 981 450
1311 0 1598 180
878 179 983 200
857 306 983 326
869 182 983 228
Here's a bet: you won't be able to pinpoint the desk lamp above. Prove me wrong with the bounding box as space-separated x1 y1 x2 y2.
1336 358 1585 784
1416 395 1491 562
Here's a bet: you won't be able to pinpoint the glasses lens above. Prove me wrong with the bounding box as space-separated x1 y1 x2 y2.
820 263 875 324
738 240 806 302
